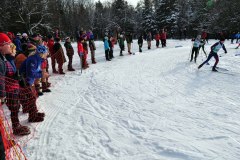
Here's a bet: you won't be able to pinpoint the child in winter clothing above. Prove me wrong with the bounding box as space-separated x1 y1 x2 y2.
155 32 161 48
77 38 88 69
82 32 89 68
104 34 111 61
146 32 152 49
160 29 167 47
109 36 115 59
0 33 31 136
190 35 201 63
138 35 143 52
19 45 47 121
125 32 133 54
53 38 66 74
88 31 97 64
198 38 227 72
118 33 125 56
64 37 75 71
47 35 57 73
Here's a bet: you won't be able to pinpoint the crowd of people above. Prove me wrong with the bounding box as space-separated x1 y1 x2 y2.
1 26 239 159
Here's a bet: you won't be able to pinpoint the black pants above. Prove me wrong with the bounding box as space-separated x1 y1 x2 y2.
0 132 5 160
191 47 199 62
67 55 73 69
200 51 219 69
156 40 160 47
105 49 110 60
161 39 166 47
120 45 124 55
109 49 114 59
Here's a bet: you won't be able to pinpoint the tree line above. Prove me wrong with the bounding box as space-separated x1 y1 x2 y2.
0 0 239 39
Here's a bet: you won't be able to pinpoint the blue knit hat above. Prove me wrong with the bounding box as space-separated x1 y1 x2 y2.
36 45 47 54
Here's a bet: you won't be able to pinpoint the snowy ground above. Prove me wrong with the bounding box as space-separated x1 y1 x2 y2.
20 39 240 160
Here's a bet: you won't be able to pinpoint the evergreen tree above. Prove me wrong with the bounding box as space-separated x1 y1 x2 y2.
142 0 156 32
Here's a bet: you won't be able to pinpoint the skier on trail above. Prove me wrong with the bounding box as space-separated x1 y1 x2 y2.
190 35 201 63
198 38 227 72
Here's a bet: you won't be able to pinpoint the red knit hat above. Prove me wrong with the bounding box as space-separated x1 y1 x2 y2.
0 33 12 46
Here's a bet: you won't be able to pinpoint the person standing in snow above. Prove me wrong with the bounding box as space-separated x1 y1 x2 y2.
88 31 97 64
138 34 143 52
53 38 66 74
64 37 75 71
198 38 227 72
104 33 111 61
146 32 152 50
155 31 161 48
118 32 125 56
125 32 133 54
160 29 167 48
108 35 115 59
190 35 201 63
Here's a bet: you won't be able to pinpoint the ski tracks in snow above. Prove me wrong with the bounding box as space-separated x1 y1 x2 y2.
24 40 240 160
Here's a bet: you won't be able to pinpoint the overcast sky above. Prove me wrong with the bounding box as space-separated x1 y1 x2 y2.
94 0 139 7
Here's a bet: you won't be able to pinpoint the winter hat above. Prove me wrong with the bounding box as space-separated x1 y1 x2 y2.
0 33 12 46
36 45 47 54
197 35 201 39
65 37 70 41
27 43 37 51
7 32 14 38
16 32 21 36
22 33 28 37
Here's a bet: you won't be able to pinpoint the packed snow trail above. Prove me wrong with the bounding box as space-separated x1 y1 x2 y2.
24 40 240 160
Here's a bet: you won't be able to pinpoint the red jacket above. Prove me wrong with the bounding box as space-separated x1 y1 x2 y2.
47 39 54 56
41 59 48 69
155 34 161 40
160 32 167 40
77 42 84 54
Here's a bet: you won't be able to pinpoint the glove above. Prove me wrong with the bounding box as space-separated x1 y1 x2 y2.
79 52 84 56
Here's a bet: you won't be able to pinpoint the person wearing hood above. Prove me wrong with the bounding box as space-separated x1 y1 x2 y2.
198 38 227 72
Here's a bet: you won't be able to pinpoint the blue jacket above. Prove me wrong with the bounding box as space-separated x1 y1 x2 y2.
104 37 109 50
14 37 22 52
19 54 43 85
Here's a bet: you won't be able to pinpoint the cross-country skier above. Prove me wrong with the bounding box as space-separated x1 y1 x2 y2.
198 38 227 72
190 35 201 63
